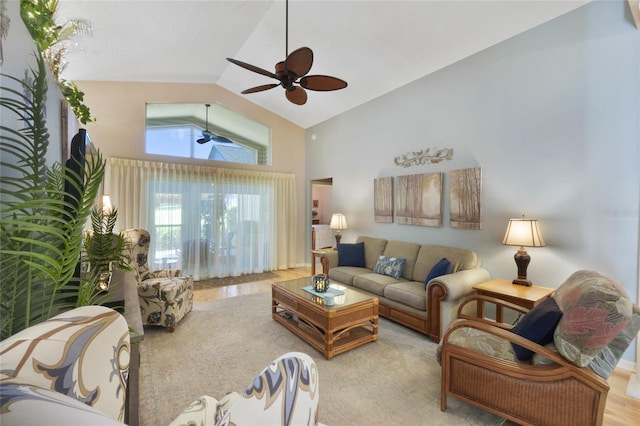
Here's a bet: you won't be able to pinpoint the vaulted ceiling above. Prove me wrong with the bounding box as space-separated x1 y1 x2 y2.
58 1 590 129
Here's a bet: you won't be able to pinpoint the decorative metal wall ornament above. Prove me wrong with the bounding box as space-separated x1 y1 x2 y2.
394 148 454 168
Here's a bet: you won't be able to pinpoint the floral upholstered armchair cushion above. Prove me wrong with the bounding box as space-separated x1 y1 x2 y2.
0 306 130 423
169 352 320 426
440 320 520 363
552 270 634 367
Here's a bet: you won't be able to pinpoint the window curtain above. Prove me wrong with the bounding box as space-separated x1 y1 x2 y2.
105 157 297 280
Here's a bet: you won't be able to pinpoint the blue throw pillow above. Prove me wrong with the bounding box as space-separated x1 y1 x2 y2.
373 255 407 280
337 242 366 267
424 258 452 289
511 297 563 361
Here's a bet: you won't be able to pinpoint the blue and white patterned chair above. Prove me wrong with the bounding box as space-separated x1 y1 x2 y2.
169 351 320 426
0 306 130 424
123 228 193 332
1 306 320 426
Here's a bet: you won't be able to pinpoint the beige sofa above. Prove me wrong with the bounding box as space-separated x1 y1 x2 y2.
320 236 490 342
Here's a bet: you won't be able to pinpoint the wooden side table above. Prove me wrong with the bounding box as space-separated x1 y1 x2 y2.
473 279 555 323
311 248 334 275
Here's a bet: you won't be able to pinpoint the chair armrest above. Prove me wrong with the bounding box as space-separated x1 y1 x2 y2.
169 395 223 426
428 267 490 301
145 269 182 279
456 294 530 330
0 306 130 422
442 318 573 368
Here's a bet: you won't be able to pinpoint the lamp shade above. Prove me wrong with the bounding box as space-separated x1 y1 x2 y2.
329 213 348 230
102 195 113 214
502 217 545 248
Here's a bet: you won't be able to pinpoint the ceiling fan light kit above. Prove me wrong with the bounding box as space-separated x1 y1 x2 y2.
226 0 347 105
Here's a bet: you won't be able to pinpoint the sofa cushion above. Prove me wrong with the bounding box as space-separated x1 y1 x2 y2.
373 255 407 280
552 270 633 367
412 244 479 282
382 240 421 279
355 236 388 270
327 266 369 285
383 281 427 311
337 242 366 267
424 257 452 289
352 273 399 296
511 297 563 361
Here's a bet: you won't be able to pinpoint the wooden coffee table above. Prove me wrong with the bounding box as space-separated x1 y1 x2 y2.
272 277 378 359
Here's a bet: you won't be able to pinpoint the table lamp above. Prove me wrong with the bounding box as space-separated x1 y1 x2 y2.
102 194 113 214
329 213 348 245
502 215 545 286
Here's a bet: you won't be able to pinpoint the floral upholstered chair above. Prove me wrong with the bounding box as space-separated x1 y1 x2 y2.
123 228 194 332
169 351 320 426
0 306 130 425
439 270 640 426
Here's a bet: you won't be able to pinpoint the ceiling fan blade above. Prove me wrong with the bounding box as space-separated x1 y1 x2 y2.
196 136 210 144
286 86 307 105
300 75 348 92
227 57 279 80
241 83 280 94
211 134 234 144
285 47 313 78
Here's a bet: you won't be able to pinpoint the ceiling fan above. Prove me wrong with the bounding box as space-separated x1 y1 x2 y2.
196 104 233 144
226 0 347 105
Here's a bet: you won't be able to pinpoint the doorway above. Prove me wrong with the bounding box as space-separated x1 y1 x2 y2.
311 178 333 225
310 178 333 271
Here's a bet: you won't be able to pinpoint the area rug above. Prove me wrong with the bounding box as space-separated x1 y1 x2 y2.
193 271 279 290
138 291 503 426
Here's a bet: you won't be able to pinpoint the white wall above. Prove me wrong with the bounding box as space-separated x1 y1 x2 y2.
307 1 639 362
1 1 65 168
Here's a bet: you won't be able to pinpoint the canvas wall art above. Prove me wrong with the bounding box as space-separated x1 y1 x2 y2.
374 177 393 223
449 167 482 229
395 172 443 227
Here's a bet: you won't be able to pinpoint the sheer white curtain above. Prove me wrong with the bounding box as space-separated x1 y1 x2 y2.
105 157 297 279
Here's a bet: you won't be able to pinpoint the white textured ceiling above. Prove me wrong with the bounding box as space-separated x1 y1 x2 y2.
57 1 589 129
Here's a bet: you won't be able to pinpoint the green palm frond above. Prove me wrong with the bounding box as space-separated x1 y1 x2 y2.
1 53 105 339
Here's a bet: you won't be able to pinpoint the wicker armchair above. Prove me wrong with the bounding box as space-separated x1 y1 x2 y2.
439 270 640 426
123 228 193 332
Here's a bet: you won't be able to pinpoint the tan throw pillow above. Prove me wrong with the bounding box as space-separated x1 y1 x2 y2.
553 270 632 367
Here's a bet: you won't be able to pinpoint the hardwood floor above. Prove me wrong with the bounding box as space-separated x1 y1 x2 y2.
193 266 640 425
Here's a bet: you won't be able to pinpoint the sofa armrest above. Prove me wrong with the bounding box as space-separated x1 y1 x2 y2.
319 251 339 274
426 267 490 341
428 267 491 301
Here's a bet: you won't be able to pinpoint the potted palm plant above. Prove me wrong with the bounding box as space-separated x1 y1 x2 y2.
0 54 104 339
80 202 131 305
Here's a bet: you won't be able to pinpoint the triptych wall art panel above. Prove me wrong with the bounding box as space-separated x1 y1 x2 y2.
374 177 394 223
449 167 482 229
373 167 482 229
395 173 443 227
